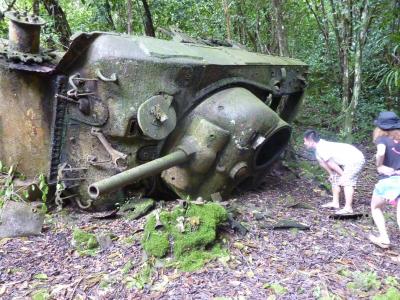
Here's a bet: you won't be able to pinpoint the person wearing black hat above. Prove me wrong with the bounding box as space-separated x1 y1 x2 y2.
369 111 400 248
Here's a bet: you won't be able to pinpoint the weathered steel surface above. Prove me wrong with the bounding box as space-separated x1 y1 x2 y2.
161 87 291 200
88 149 191 199
5 11 45 54
0 17 308 210
0 69 54 177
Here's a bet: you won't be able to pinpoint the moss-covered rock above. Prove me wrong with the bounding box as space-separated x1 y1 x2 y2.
72 228 99 256
142 202 228 271
143 228 169 258
178 244 227 272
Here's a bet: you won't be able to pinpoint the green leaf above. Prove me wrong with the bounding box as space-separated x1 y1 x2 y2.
32 289 50 300
33 273 48 280
263 282 287 295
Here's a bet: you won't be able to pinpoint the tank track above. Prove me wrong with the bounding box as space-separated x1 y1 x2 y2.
48 76 68 183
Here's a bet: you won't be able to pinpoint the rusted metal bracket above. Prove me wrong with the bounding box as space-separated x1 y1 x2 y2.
56 94 91 115
57 163 88 182
67 73 97 98
95 68 117 82
90 127 128 170
55 163 90 208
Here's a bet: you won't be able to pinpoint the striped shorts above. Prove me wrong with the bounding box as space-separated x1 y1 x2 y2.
330 158 365 187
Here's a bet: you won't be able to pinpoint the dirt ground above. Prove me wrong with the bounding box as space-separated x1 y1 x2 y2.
1 152 399 299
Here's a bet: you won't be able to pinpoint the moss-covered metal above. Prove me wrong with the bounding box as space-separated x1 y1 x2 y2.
0 19 308 209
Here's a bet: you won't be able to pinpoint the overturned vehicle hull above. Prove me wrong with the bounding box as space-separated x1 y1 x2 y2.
0 14 307 209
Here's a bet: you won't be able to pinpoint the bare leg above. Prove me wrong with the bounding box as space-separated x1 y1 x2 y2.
342 186 354 213
332 185 340 206
370 194 390 244
322 185 340 208
397 199 400 230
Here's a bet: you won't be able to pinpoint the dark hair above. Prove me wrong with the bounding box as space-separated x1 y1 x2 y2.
304 129 320 142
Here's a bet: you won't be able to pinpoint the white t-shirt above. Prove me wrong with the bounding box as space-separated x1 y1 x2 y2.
315 139 364 166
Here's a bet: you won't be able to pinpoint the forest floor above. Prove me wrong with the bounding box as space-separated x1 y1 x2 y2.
1 147 400 300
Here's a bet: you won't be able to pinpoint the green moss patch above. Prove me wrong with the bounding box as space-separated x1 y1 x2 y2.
124 262 154 290
373 287 400 300
142 202 228 271
72 228 99 256
121 198 155 220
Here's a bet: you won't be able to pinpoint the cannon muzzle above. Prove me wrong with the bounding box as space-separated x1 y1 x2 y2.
88 149 191 199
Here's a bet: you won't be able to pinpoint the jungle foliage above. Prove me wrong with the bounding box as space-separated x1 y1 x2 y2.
0 0 399 142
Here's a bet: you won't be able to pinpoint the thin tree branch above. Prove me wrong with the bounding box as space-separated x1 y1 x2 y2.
305 0 327 40
328 0 342 46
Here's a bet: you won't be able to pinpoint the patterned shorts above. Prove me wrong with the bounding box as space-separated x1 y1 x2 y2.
373 176 400 202
329 159 365 187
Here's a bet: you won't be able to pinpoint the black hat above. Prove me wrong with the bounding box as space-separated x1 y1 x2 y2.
374 111 400 130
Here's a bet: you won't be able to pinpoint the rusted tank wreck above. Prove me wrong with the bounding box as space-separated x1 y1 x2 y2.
0 12 308 209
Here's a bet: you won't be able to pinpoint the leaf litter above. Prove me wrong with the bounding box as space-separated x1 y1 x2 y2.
0 151 399 298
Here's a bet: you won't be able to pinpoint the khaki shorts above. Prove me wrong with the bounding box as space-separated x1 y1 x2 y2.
330 158 365 187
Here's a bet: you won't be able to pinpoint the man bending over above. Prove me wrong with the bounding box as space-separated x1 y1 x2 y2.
304 130 365 214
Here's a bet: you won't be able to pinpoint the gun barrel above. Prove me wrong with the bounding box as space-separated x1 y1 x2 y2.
88 149 190 199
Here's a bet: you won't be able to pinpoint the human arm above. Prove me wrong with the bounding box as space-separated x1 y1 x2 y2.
325 159 344 176
377 165 396 176
376 143 386 167
317 157 337 176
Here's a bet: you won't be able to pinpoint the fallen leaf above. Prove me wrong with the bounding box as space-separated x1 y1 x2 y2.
0 285 6 296
246 270 254 278
33 273 48 280
390 256 400 263
50 283 73 297
0 238 11 246
233 242 245 250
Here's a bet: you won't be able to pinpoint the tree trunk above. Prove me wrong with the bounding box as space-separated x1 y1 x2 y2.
305 0 331 58
327 0 352 112
41 0 71 48
263 7 278 54
235 0 246 44
127 0 132 34
141 0 155 37
328 0 345 86
343 0 371 142
341 47 350 111
271 0 289 56
255 9 267 53
222 0 232 40
104 0 116 31
33 0 40 15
